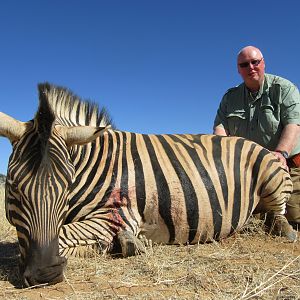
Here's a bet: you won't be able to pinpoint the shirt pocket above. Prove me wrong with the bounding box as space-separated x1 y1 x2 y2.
258 104 279 134
226 110 246 136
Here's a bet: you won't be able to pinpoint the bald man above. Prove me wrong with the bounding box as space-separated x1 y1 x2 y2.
213 46 300 240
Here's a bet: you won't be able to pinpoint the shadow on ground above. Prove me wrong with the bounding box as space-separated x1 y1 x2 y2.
0 242 23 287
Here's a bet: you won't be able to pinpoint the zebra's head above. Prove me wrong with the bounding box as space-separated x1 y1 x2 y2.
0 83 111 286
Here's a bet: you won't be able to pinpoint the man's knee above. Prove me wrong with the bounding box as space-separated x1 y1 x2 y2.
287 168 300 224
286 196 300 223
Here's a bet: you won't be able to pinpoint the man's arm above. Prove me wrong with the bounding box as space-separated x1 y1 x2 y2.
213 126 228 136
272 124 300 168
213 93 230 136
275 124 300 155
273 83 300 167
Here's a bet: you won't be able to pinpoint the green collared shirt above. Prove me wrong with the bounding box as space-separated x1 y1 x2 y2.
214 73 300 156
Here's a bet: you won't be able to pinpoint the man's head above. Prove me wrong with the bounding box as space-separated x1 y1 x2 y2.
237 46 265 92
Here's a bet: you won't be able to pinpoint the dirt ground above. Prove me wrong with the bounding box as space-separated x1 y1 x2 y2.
0 185 299 299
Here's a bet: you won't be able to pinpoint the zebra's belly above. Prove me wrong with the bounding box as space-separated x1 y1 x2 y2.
138 214 248 245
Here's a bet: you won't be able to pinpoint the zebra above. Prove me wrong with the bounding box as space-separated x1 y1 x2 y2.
0 83 296 287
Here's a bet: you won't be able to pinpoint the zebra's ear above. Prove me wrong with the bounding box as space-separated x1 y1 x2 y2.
55 125 111 146
0 112 31 143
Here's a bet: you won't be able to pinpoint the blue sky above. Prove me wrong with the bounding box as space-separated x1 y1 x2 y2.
0 1 299 174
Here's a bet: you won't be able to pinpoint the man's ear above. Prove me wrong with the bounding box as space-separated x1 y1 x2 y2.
55 125 111 146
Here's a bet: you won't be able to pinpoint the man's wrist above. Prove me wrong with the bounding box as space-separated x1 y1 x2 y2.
275 150 289 159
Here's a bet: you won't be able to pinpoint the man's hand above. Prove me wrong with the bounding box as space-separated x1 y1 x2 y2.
271 151 289 171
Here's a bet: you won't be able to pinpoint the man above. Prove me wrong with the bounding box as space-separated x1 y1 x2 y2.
213 45 300 240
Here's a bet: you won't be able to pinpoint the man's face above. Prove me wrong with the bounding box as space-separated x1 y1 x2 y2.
237 49 265 88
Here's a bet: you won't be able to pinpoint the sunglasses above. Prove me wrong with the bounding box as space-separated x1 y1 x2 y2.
239 58 263 68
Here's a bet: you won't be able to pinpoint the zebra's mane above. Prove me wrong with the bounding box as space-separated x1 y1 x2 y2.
36 82 113 129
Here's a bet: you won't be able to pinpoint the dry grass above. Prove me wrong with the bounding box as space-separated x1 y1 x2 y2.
0 184 299 300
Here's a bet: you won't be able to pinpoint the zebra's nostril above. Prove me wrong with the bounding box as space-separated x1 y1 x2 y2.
23 270 40 287
23 271 31 287
23 277 30 288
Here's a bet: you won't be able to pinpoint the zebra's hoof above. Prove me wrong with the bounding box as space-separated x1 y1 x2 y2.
266 215 298 242
117 230 146 257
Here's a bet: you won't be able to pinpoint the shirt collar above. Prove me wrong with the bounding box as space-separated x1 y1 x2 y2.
244 75 267 102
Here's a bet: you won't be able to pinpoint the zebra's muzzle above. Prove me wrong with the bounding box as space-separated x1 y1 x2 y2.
21 238 67 287
22 255 67 287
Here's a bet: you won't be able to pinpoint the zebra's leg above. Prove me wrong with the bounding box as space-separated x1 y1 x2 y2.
59 218 117 257
113 230 146 257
